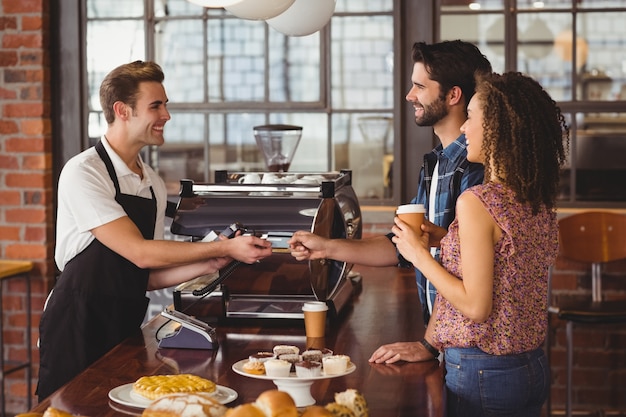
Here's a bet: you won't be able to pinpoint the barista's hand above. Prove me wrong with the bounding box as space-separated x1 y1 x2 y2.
204 256 233 273
288 231 329 261
369 340 437 364
224 234 272 264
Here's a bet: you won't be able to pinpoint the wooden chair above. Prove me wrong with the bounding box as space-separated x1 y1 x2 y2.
547 211 626 417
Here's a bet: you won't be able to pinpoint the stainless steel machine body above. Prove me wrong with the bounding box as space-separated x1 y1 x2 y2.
169 170 362 320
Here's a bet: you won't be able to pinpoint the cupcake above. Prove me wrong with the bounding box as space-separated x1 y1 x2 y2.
263 359 292 377
295 360 322 378
249 352 274 363
320 348 334 357
277 353 301 371
273 345 299 357
322 355 350 375
302 349 323 363
242 360 265 375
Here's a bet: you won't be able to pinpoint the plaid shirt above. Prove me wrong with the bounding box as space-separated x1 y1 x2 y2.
390 134 484 325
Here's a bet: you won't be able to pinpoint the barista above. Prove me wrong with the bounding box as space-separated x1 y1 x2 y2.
37 61 272 400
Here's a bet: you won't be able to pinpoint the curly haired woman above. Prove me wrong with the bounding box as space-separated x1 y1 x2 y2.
370 72 569 417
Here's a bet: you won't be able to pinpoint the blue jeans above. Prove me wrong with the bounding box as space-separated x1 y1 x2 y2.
444 347 549 417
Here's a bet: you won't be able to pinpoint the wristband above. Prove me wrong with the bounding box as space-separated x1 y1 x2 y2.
419 338 439 358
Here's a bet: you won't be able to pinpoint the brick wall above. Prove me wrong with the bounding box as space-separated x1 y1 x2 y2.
548 253 626 416
0 0 52 413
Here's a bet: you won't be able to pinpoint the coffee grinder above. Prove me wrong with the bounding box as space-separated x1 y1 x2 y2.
254 124 303 172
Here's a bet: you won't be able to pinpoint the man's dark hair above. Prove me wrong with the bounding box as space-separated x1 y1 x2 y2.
412 40 492 111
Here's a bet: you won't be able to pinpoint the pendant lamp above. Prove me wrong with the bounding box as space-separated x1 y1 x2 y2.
226 0 295 20
266 0 336 37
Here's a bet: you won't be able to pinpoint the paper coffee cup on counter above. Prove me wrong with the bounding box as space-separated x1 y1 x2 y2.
302 301 328 338
396 204 426 235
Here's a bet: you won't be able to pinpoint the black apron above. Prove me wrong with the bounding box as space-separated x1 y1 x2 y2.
37 141 157 400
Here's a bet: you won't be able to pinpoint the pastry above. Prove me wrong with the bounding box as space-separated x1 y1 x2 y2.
141 392 227 417
301 405 333 417
242 360 266 375
334 389 368 417
320 348 334 357
263 358 292 377
325 403 355 417
301 349 323 363
254 390 298 417
133 374 217 400
277 353 301 371
248 352 274 363
272 345 299 357
43 408 73 417
295 360 322 378
322 355 350 375
224 404 265 417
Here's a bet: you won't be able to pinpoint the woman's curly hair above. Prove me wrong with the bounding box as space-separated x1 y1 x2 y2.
475 72 569 214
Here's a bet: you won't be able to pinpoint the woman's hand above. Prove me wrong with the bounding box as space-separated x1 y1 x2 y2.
368 341 437 364
391 216 431 266
421 219 447 248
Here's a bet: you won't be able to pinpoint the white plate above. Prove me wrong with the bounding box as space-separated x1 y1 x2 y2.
232 359 356 381
108 383 238 409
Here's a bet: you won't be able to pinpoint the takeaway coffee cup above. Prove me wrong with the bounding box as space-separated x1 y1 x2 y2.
302 301 328 338
396 204 426 235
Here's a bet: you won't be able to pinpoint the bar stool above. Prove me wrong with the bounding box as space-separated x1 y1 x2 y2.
0 260 33 415
547 212 626 417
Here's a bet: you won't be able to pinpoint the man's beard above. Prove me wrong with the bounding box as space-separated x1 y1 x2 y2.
415 94 448 127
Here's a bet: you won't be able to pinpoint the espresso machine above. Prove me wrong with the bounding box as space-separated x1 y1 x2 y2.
169 170 362 321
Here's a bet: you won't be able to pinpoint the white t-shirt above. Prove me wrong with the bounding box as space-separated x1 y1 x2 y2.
426 160 440 315
55 136 167 270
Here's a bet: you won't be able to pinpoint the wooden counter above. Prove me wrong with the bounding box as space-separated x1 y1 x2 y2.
29 266 444 417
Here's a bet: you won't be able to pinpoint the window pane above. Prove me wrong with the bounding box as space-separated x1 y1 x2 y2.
333 113 392 199
210 113 263 174
88 0 143 18
268 32 321 102
157 19 205 103
86 20 145 112
211 113 329 173
85 0 398 203
579 0 626 7
160 113 206 192
331 15 394 109
577 12 626 101
207 18 267 102
88 112 106 140
166 112 205 144
270 113 329 172
441 0 504 12
517 0 571 9
571 112 626 201
440 15 505 73
155 0 204 17
335 0 392 13
518 13 571 101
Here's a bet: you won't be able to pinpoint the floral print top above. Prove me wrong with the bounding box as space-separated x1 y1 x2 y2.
432 182 558 355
